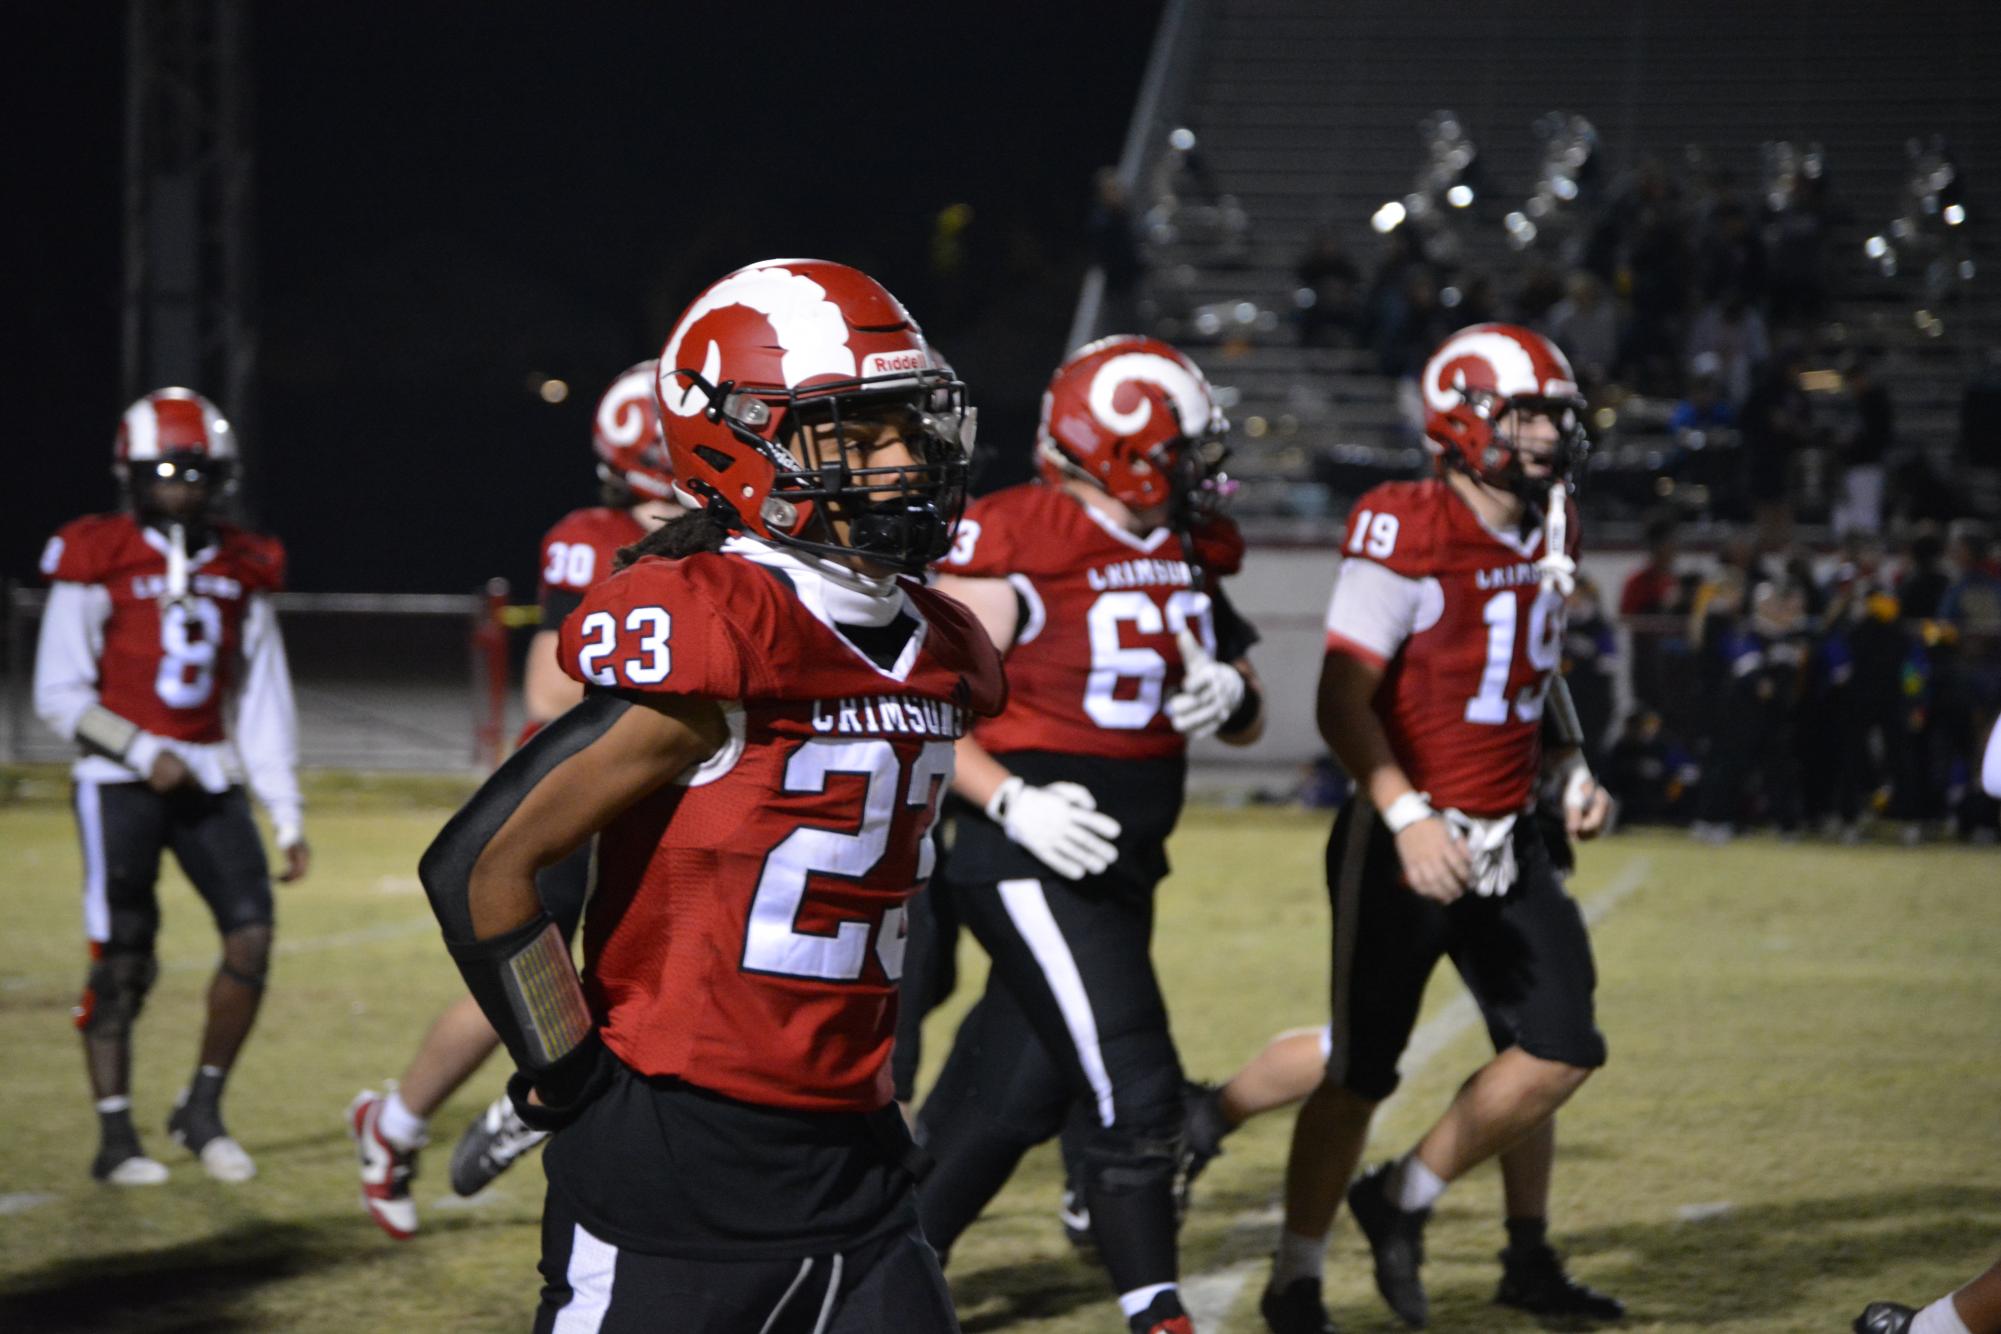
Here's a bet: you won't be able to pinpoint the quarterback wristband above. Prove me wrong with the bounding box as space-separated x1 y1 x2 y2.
1382 791 1437 835
76 705 142 762
446 912 593 1075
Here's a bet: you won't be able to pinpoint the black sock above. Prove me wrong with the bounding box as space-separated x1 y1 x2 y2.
1505 1216 1549 1253
97 1101 139 1152
187 1064 228 1112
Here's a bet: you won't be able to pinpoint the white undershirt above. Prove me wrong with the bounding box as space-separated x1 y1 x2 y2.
1323 557 1443 664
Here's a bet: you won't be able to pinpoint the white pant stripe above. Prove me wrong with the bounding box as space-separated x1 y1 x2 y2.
551 1222 618 1333
997 878 1116 1127
76 780 109 944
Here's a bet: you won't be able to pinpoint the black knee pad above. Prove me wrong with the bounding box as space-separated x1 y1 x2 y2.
1078 1120 1183 1197
78 950 159 1037
218 923 273 989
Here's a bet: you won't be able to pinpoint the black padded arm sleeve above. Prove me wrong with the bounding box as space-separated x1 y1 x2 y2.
1213 583 1262 661
418 691 631 944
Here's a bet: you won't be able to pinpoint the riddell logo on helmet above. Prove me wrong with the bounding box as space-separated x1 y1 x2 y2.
863 351 927 377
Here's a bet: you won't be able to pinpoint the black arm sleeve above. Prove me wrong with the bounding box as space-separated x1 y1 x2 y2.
1212 582 1261 661
539 585 584 631
419 690 631 943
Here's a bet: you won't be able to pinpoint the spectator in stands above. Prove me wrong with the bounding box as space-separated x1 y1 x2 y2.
1545 271 1619 391
1359 226 1436 376
1941 522 2001 631
1696 199 1767 305
1898 527 1952 620
1610 159 1691 393
1620 516 1684 617
1737 347 1814 550
1833 354 1894 537
1668 360 1736 437
1295 224 1362 348
1765 169 1831 328
1692 580 1812 842
1087 167 1145 337
1606 710 1696 825
1561 577 1617 770
1685 294 1771 410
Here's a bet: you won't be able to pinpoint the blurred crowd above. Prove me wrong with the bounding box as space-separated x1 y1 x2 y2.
1574 516 2001 841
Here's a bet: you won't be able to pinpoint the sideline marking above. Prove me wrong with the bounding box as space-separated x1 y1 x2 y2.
1184 853 1654 1331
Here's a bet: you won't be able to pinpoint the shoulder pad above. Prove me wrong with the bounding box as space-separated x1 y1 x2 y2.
40 514 130 585
219 526 287 592
558 553 755 699
935 484 1054 578
904 580 1009 719
1341 482 1441 577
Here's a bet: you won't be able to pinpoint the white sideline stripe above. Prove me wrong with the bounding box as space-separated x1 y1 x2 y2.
0 916 436 992
998 878 1118 1127
1185 854 1655 1332
552 1222 619 1333
0 1193 55 1216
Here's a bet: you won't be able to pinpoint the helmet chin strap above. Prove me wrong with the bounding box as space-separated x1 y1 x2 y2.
1538 481 1577 597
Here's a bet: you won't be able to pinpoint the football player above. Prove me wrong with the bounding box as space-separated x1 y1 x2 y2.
419 259 999 1330
348 363 682 1239
1258 325 1621 1334
34 388 307 1185
916 336 1265 1334
1856 1254 2001 1334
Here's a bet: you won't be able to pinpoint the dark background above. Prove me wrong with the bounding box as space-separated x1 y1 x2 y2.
11 4 1159 593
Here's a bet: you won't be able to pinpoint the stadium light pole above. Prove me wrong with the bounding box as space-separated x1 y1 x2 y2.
122 0 259 514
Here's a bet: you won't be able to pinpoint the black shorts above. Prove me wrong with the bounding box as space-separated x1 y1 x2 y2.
73 779 272 950
535 1191 957 1333
541 1057 924 1262
1323 798 1606 1102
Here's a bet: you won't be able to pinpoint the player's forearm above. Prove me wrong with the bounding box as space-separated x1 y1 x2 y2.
950 734 1013 810
1317 655 1416 809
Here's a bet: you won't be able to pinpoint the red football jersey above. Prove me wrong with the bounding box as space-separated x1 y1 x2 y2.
1324 479 1577 817
538 506 647 619
558 545 1007 1112
40 514 285 742
938 482 1221 760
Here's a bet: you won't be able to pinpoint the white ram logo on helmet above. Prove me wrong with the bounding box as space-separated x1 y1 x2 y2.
657 262 857 418
1422 329 1556 414
1087 352 1211 438
596 365 657 446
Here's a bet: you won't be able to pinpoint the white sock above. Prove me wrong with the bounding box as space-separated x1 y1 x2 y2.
1912 1294 1973 1334
378 1089 428 1150
1271 1228 1327 1287
1391 1153 1448 1212
1118 1282 1177 1319
96 1095 132 1114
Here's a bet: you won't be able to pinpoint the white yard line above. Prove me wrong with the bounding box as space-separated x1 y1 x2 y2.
1185 853 1655 1332
0 915 436 993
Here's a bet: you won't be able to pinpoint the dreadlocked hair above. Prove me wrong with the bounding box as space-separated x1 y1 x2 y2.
615 506 732 571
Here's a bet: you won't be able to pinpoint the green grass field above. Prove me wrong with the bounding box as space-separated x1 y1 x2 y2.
2 768 1997 1332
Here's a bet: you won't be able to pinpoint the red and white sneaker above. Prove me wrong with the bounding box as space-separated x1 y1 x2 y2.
347 1089 423 1240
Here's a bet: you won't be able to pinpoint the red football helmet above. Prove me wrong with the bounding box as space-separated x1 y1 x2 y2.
591 360 675 501
1037 335 1230 516
654 259 970 571
115 388 238 508
1420 324 1588 491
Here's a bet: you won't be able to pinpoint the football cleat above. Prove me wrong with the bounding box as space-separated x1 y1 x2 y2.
91 1146 169 1186
348 1089 422 1240
449 1091 549 1197
167 1092 256 1182
1347 1162 1431 1328
1495 1243 1625 1320
1126 1289 1195 1334
1852 1303 1917 1334
1259 1276 1337 1334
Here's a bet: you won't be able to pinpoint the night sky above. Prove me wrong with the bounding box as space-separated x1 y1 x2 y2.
13 4 1159 594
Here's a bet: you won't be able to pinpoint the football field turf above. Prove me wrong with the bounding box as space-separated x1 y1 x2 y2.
2 769 1996 1332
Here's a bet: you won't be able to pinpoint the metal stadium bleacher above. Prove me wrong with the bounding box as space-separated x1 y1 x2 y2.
1100 0 2001 543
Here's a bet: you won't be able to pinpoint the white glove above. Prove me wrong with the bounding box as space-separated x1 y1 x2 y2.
1440 809 1518 898
986 776 1123 880
1166 630 1247 738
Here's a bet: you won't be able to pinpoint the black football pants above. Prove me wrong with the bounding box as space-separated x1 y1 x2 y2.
919 874 1183 1299
73 779 272 950
534 1196 958 1333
